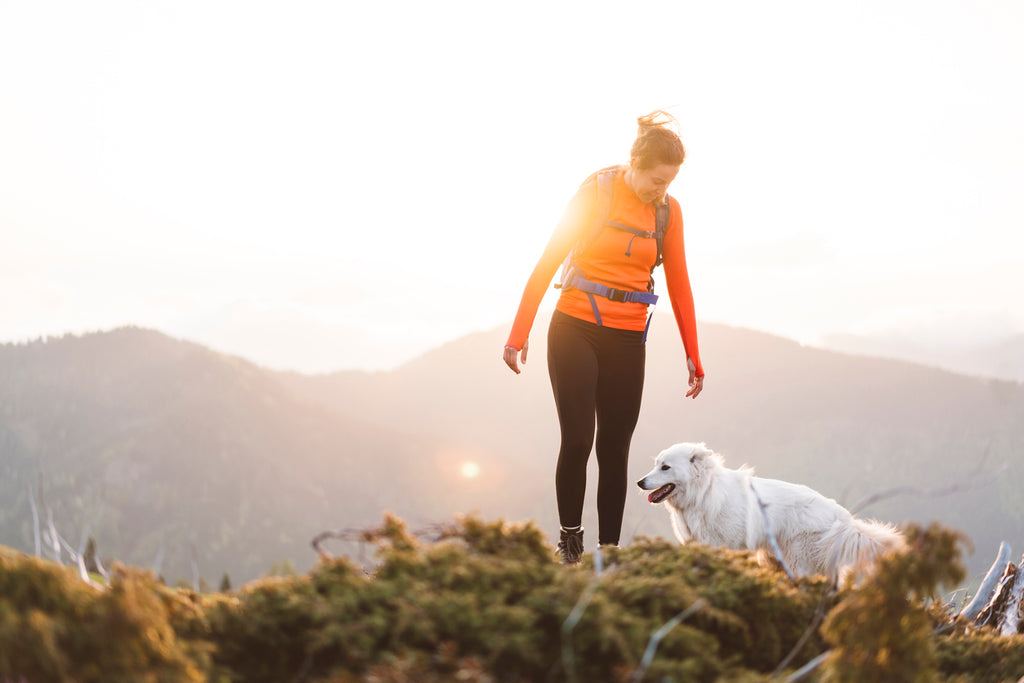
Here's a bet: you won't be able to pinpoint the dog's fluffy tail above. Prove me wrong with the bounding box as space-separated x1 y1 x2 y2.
825 517 905 581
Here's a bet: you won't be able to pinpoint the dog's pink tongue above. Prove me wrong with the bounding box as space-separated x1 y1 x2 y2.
647 484 675 503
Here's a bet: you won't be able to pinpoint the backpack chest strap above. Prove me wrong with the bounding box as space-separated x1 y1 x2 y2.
562 273 659 305
606 221 661 241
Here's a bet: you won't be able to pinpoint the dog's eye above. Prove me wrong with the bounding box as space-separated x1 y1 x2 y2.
660 464 670 471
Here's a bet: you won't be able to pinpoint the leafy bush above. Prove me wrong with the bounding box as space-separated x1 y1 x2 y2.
1 516 1020 682
0 555 205 682
198 516 829 682
820 524 966 683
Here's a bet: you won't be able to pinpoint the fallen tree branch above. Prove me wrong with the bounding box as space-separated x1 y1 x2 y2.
562 568 616 683
152 544 166 576
972 555 1019 630
27 482 41 557
967 553 1024 635
75 550 101 589
955 541 1011 624
311 528 368 559
94 553 109 581
785 651 831 682
849 444 994 516
773 583 835 675
190 543 200 592
45 509 63 564
749 480 796 581
997 557 1024 636
628 599 706 683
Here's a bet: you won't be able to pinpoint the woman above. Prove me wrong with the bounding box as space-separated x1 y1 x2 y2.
502 110 705 564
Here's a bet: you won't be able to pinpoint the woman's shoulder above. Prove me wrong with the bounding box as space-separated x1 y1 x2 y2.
565 167 614 212
581 164 627 188
667 193 682 214
664 194 684 236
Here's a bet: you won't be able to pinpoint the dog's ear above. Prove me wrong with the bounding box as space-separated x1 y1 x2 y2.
689 443 714 464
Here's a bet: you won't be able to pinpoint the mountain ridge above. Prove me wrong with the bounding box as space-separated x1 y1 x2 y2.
2 319 1021 584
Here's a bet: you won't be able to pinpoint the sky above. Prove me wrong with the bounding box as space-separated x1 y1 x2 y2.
2 0 1022 372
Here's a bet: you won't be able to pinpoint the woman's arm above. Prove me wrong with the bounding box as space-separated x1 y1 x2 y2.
503 183 595 373
661 199 704 397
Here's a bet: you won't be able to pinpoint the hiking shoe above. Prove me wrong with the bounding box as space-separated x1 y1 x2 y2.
556 527 584 565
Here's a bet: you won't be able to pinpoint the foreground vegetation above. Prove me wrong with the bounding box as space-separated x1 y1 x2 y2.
1 516 1022 682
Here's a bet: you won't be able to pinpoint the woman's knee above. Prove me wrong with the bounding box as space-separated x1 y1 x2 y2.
559 433 594 461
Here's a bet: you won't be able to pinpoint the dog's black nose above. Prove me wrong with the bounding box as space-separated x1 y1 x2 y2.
636 478 645 488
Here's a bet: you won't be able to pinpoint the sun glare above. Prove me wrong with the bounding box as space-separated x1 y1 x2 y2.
460 461 481 479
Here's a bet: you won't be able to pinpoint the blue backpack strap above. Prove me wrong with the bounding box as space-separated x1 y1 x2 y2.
653 199 670 267
555 167 668 331
561 273 659 305
583 168 616 252
556 168 617 292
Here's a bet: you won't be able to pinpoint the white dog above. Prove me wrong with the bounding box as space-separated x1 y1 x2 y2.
637 442 905 581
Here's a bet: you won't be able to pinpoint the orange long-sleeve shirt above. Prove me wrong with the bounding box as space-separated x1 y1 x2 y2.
506 167 704 377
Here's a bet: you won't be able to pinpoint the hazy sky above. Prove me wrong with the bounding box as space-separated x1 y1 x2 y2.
2 1 1022 372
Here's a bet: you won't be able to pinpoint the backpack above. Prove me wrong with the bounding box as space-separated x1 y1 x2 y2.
555 166 671 332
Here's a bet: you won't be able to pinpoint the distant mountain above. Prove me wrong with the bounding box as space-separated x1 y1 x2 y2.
821 332 1024 383
282 313 1024 579
0 329 464 584
2 319 1022 585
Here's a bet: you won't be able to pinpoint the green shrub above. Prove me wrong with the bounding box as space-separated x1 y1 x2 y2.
0 555 204 682
821 524 966 683
0 517 1019 682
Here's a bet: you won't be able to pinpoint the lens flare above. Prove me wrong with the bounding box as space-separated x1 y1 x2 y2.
460 461 481 479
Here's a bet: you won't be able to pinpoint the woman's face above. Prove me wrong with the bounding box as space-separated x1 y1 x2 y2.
627 159 680 205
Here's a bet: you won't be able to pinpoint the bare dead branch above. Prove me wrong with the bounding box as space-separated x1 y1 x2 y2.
55 529 79 560
849 444 995 516
749 480 796 581
45 509 63 564
94 554 109 581
974 561 1018 629
152 545 166 576
311 521 467 569
785 651 831 682
997 557 1024 636
26 482 41 557
955 541 1011 624
311 528 368 559
561 564 620 683
190 543 200 592
75 551 101 589
76 503 105 559
773 583 835 675
628 599 707 683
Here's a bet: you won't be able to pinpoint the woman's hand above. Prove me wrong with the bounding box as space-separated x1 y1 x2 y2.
685 358 704 399
503 339 529 374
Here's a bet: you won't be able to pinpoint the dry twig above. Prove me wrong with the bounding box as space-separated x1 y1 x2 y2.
561 567 614 683
628 598 706 683
997 558 1024 636
849 444 994 516
785 651 831 682
748 480 796 581
955 541 1011 624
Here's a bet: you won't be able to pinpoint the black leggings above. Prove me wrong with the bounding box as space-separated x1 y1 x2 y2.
547 310 645 545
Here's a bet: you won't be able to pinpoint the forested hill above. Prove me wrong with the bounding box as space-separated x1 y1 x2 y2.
2 318 1022 585
0 328 460 584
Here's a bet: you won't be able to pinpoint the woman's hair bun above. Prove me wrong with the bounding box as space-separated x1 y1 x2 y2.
636 109 678 132
631 110 685 169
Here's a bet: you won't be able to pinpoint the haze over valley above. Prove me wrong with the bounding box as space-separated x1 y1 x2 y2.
3 316 1021 586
